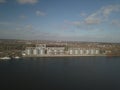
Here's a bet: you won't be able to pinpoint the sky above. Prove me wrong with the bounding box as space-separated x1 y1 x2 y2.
0 0 120 42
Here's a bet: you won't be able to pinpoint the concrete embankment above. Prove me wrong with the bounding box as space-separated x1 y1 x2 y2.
23 54 106 57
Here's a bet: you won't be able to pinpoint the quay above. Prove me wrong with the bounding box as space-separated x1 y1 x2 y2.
23 55 106 58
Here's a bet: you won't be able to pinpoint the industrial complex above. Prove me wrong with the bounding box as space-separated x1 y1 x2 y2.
0 39 120 58
23 44 101 56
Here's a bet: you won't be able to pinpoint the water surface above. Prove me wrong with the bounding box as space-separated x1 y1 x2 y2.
0 57 120 90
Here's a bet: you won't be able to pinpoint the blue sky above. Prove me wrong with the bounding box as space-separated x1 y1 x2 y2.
0 0 120 42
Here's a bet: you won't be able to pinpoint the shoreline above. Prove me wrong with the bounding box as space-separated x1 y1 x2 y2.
23 55 107 57
1 55 120 60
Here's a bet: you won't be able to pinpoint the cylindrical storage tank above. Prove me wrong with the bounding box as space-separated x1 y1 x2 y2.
40 49 45 55
26 49 32 55
86 49 89 54
75 50 78 55
83 49 86 55
36 49 39 55
54 49 57 55
54 50 57 52
60 49 64 54
90 49 95 55
33 49 37 55
80 49 83 55
47 49 51 55
95 50 99 54
60 49 63 52
69 49 73 55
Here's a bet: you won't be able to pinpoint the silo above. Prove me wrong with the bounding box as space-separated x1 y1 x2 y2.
83 49 86 55
26 48 32 55
80 49 83 55
60 49 64 55
40 48 45 55
54 49 57 55
75 50 78 55
47 49 51 55
36 49 39 55
95 49 99 54
69 49 73 55
86 49 89 55
90 49 95 55
33 49 37 55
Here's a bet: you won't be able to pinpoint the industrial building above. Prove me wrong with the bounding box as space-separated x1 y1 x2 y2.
24 44 100 56
25 44 46 56
47 47 65 55
68 48 99 55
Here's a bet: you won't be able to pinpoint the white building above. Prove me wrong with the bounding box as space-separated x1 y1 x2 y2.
86 49 89 55
90 49 95 55
24 44 100 56
95 49 99 54
80 49 84 55
68 48 81 55
25 44 46 56
68 48 100 55
47 47 65 55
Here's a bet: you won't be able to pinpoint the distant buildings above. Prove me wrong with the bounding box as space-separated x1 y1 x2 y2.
0 39 120 57
25 44 46 56
47 47 65 55
24 44 101 56
68 48 99 55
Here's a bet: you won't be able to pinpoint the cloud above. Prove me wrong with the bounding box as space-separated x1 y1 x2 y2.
102 5 120 17
25 24 33 30
0 22 61 40
111 20 120 27
0 0 6 3
84 8 104 25
85 4 120 25
80 12 87 17
0 22 18 26
85 17 102 25
64 20 82 26
14 25 61 40
15 24 36 36
71 21 81 26
36 10 46 16
20 14 27 19
16 24 33 31
17 0 38 4
65 4 120 28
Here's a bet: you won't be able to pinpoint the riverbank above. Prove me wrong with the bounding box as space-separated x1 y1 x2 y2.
23 54 107 57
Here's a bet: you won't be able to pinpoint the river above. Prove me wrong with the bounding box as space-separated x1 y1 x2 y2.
0 56 120 90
